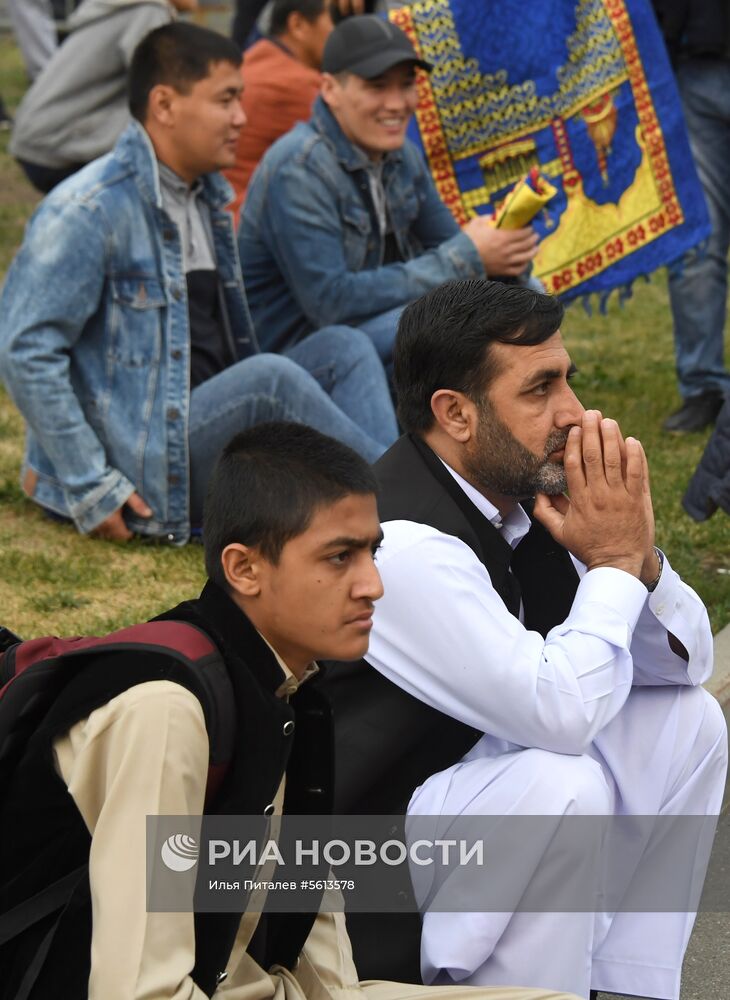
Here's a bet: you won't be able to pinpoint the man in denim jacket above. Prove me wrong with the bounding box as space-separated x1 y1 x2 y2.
0 21 397 544
239 15 539 365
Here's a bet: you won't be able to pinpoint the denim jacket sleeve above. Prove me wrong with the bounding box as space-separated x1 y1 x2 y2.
256 154 484 328
0 197 136 533
405 147 476 252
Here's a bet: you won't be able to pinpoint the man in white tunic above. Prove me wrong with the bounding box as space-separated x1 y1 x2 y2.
362 279 728 1000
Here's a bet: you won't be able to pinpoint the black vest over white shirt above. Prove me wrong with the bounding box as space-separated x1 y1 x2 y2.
324 433 580 816
321 434 580 981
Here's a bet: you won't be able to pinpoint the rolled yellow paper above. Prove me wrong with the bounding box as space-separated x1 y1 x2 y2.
494 169 558 229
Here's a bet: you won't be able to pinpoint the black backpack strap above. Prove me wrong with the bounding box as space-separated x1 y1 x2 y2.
0 866 87 947
0 864 89 1000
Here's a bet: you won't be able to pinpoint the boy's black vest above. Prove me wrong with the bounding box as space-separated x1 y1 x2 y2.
0 584 331 1000
322 434 580 980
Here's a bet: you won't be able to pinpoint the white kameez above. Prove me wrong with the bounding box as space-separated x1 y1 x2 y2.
365 467 728 1000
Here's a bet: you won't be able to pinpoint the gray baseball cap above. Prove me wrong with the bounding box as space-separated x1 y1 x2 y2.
322 15 432 79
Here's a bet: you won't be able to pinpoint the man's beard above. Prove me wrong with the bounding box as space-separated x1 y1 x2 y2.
463 400 569 499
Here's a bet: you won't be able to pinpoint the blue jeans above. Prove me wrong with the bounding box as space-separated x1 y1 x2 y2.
359 306 405 368
188 325 397 522
668 58 730 400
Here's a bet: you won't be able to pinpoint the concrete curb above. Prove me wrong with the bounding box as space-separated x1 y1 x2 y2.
707 623 730 708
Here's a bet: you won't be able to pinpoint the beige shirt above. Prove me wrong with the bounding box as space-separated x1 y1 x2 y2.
51 659 576 1000
51 651 350 1000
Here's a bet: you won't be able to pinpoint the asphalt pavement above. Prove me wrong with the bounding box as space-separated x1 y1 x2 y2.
597 630 730 1000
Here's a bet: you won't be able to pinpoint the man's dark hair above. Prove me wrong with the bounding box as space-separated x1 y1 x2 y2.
270 0 326 36
203 422 378 587
128 22 242 122
394 279 565 433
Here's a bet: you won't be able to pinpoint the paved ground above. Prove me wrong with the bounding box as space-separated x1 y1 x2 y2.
597 637 730 1000
597 818 729 1000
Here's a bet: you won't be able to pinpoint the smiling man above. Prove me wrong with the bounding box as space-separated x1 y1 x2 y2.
325 279 728 999
239 15 539 366
0 21 397 544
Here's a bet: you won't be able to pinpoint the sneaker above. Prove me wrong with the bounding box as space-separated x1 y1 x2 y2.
662 390 725 433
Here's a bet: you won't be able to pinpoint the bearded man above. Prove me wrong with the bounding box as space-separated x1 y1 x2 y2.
322 279 727 1000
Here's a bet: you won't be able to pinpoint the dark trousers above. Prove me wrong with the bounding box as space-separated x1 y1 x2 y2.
17 158 86 194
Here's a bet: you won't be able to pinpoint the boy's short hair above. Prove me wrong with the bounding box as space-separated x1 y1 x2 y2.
270 0 326 36
203 422 378 586
128 22 242 122
394 279 565 434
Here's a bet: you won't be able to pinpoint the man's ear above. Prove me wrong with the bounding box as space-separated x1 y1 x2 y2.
320 72 339 108
287 9 306 39
430 389 479 443
146 84 178 128
221 543 264 598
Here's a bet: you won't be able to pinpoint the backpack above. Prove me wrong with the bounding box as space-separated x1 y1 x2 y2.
0 619 236 1000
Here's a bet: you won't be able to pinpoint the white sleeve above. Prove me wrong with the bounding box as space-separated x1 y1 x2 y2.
55 681 211 1000
367 522 651 756
629 550 713 686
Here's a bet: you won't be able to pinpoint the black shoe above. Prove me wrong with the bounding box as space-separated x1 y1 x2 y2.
662 390 725 433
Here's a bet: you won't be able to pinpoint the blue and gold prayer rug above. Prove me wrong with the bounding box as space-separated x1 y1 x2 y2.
390 0 710 302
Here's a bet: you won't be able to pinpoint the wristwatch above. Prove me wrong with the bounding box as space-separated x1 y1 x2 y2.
645 547 664 592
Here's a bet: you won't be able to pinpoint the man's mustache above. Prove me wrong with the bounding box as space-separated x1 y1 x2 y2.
543 429 570 458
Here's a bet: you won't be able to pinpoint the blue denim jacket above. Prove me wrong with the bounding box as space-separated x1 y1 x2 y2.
239 97 483 354
0 122 257 541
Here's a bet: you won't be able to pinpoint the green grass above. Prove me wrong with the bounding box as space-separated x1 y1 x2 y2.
0 34 728 638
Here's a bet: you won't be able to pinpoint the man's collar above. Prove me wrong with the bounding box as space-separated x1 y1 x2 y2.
310 95 403 172
268 36 296 61
194 581 319 697
258 633 319 698
439 458 532 547
115 121 234 212
192 580 287 695
158 160 204 199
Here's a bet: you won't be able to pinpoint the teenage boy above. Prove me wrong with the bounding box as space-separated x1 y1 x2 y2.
0 422 579 1000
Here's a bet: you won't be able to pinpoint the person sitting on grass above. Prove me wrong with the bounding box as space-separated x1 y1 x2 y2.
223 0 334 224
0 21 397 545
238 15 539 367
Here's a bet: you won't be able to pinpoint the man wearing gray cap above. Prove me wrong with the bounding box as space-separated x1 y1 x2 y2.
239 15 538 366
